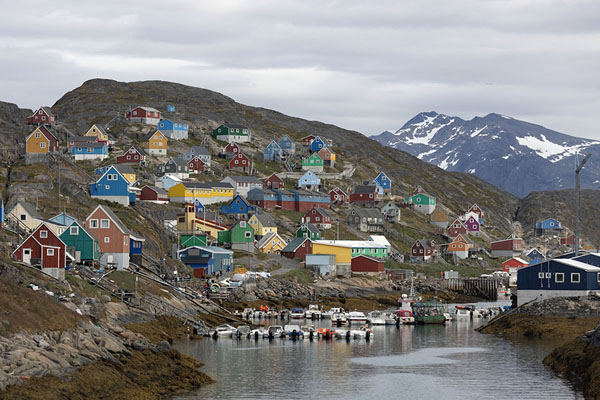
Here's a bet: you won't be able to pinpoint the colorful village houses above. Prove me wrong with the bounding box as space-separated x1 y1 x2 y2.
68 135 97 151
221 176 263 197
301 134 316 146
404 186 436 215
212 124 251 143
429 207 450 229
347 208 384 234
139 185 169 204
183 146 211 166
281 237 312 261
503 257 530 286
351 255 384 276
309 136 327 153
229 152 251 173
85 205 133 270
491 236 525 258
124 106 161 125
116 146 146 164
265 173 284 189
177 246 233 278
95 164 136 183
298 170 320 191
318 146 335 167
220 195 257 219
411 239 437 261
27 107 56 125
467 203 484 223
372 172 391 196
176 204 228 240
156 174 182 191
446 218 468 239
535 218 563 236
306 254 337 276
59 220 99 264
329 187 349 205
71 141 108 161
26 126 59 154
145 130 168 156
7 201 46 233
248 213 277 238
84 124 109 143
90 165 136 207
350 185 378 205
222 142 241 159
256 232 286 254
296 223 320 240
302 207 332 230
158 118 188 140
217 220 255 253
264 140 283 161
187 156 207 174
247 188 330 212
279 135 295 154
446 234 473 260
12 222 67 280
380 201 401 223
463 214 481 235
302 153 324 173
157 157 189 179
312 239 389 277
168 182 234 205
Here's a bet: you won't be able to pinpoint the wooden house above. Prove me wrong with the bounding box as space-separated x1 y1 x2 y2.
309 136 327 153
535 218 563 236
302 207 332 229
156 174 181 191
317 146 335 167
464 215 481 235
467 203 484 223
279 135 295 154
158 118 188 140
429 207 450 229
85 205 132 270
350 185 378 205
560 233 576 246
12 222 67 280
329 187 349 205
447 234 473 260
351 255 384 275
411 239 437 261
296 223 320 241
71 142 108 161
265 173 284 189
223 142 241 159
177 246 233 278
26 107 56 125
144 130 168 156
59 220 99 263
221 176 263 197
84 124 109 143
447 218 468 239
220 195 257 219
347 208 384 233
176 204 228 240
68 135 97 151
139 186 169 204
298 170 321 191
124 106 161 125
90 165 136 207
526 248 545 264
502 257 529 273
183 146 211 165
116 146 146 164
248 213 277 237
212 124 251 143
281 237 312 260
217 220 255 253
380 201 401 223
302 153 324 173
264 140 283 161
168 182 234 205
229 153 251 172
187 156 207 174
301 135 316 146
256 232 286 254
157 157 189 179
372 172 391 196
404 187 436 215
491 236 525 257
25 126 59 154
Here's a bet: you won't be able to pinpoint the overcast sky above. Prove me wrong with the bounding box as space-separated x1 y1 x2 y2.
1 0 600 139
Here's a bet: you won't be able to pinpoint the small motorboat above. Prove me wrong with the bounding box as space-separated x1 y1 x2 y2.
350 328 373 340
348 311 367 324
367 311 386 325
235 325 252 338
317 328 335 340
443 312 452 322
322 307 345 319
250 327 268 339
383 312 397 325
267 325 285 338
305 304 322 320
290 308 305 319
284 324 304 339
331 311 348 326
210 324 236 338
395 309 415 325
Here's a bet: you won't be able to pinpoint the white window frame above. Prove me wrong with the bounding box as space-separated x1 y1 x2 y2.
89 219 99 229
46 248 54 256
571 273 580 283
104 237 110 243
70 226 79 235
40 230 48 238
100 219 110 229
555 272 564 283
40 142 46 148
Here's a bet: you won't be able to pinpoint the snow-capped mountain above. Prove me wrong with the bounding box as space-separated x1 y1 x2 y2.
371 112 600 197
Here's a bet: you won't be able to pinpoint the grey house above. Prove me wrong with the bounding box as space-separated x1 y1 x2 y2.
347 207 384 233
183 146 211 166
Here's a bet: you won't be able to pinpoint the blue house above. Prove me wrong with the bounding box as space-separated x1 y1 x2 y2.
129 234 145 265
526 248 545 265
158 118 189 140
279 135 296 154
157 174 182 191
263 140 283 161
309 136 327 153
372 172 392 195
90 165 136 207
50 213 76 227
517 258 600 306
220 195 257 218
297 170 320 191
71 142 108 161
177 246 233 278
535 218 563 236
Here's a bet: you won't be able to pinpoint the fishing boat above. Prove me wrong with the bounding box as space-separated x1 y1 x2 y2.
284 324 304 338
210 324 237 337
305 304 322 320
331 311 348 326
267 325 285 338
411 301 446 324
395 309 415 324
367 311 386 325
347 311 367 324
290 308 305 319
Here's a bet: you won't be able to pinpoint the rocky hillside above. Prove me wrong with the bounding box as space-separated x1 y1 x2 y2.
371 111 600 197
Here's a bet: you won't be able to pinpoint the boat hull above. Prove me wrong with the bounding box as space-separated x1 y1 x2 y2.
415 315 446 324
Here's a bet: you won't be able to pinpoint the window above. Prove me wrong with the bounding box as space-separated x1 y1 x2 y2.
42 116 46 121
127 155 131 160
35 132 40 138
101 219 110 228
70 226 79 235
88 147 93 153
245 231 252 238
598 272 600 283
89 219 99 228
555 273 564 283
40 230 48 238
39 110 43 114
571 273 580 283
47 248 54 256
105 185 110 190
20 214 26 221
40 142 46 148
538 272 544 279
545 272 551 278
104 237 110 243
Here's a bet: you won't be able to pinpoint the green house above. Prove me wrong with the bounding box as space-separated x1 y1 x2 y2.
59 221 99 262
212 124 250 143
296 223 320 241
218 221 255 253
181 234 207 249
403 192 436 215
302 153 324 172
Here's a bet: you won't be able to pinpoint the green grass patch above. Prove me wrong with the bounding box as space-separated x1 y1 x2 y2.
281 267 313 284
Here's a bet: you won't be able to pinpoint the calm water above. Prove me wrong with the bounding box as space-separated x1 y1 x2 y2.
175 304 581 400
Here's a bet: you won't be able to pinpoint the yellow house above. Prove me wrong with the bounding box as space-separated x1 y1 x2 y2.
145 130 168 156
248 214 277 237
176 203 228 239
168 182 234 205
84 124 109 142
25 126 58 154
7 201 66 235
312 241 352 263
257 232 286 254
114 164 136 183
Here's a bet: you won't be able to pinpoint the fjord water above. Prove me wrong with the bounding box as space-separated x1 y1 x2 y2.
175 310 581 399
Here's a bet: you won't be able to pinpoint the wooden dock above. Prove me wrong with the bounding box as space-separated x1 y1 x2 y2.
442 278 498 301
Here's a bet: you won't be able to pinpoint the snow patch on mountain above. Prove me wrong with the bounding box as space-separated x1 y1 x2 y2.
516 134 600 162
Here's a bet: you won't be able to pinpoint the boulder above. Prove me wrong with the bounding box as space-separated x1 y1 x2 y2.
131 340 148 351
156 341 171 353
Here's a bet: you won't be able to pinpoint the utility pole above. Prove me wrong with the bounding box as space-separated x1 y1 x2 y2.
575 153 591 256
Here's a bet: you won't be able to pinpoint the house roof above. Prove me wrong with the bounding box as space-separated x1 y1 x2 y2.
257 232 283 249
349 208 383 219
368 235 391 248
39 107 55 118
77 142 106 149
90 124 108 135
15 201 41 219
160 174 182 183
189 146 210 156
224 175 262 184
89 205 131 235
114 164 135 175
145 185 167 195
144 130 166 141
506 257 529 265
330 186 348 196
309 207 331 218
353 185 377 194
267 173 283 181
136 106 160 113
282 237 310 253
555 258 600 272
299 223 319 233
180 182 232 189
226 124 247 129
70 136 97 142
416 239 435 250
164 211 178 221
70 220 97 241
253 213 276 227
313 240 388 249
131 145 146 155
170 157 188 167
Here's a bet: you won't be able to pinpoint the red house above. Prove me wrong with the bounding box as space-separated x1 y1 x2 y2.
468 203 484 221
187 156 207 174
351 255 384 275
302 207 332 229
281 237 312 260
350 185 378 204
447 219 468 238
502 257 529 273
329 187 349 204
223 142 241 159
265 173 284 189
301 135 316 146
27 107 56 125
124 106 161 125
229 153 250 172
116 146 146 164
411 239 437 261
491 237 525 257
12 223 67 280
560 234 576 246
139 185 168 203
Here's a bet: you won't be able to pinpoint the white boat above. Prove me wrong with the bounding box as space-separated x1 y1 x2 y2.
211 324 236 337
267 325 285 338
395 309 415 324
284 324 304 338
335 328 373 340
235 325 252 338
305 304 322 320
452 308 470 321
367 311 386 325
347 311 367 324
290 308 305 319
250 327 268 338
242 308 254 319
383 312 397 325
301 324 316 336
443 312 452 322
331 311 348 325
323 307 345 319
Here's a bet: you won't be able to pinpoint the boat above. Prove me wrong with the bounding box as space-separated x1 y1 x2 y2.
395 309 415 324
250 327 268 339
323 307 345 319
443 312 452 322
348 311 367 324
210 324 236 337
367 311 386 325
317 328 335 339
290 308 305 319
335 327 373 340
305 304 322 320
284 324 304 338
452 308 470 321
242 308 254 319
383 312 397 325
411 301 446 324
235 325 252 338
267 325 285 338
331 311 348 326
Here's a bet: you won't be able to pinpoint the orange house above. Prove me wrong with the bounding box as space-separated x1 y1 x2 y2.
447 234 473 260
25 126 59 154
145 130 168 156
318 146 336 167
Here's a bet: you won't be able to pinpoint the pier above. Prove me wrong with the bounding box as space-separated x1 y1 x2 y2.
442 278 498 301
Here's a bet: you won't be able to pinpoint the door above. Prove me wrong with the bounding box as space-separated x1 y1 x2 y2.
23 248 31 264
